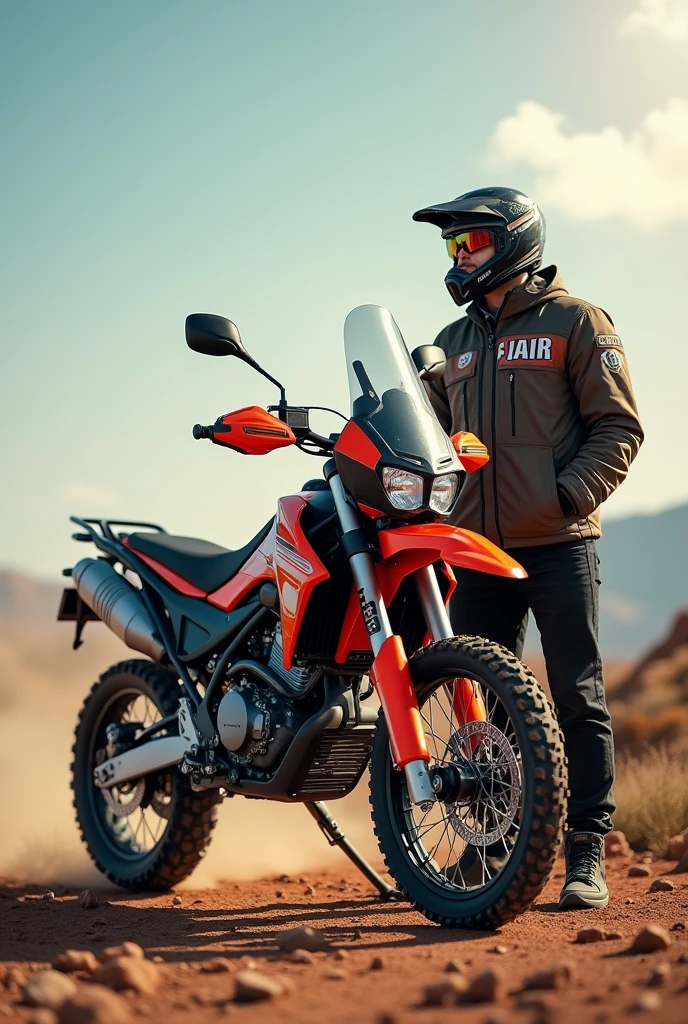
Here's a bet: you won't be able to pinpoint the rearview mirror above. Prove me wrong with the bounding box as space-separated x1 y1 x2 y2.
185 313 252 360
411 344 446 382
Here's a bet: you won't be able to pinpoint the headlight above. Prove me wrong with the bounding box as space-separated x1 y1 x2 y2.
382 467 424 510
429 473 459 514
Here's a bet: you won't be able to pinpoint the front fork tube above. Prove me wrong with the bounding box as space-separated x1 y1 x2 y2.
329 475 434 805
415 565 488 732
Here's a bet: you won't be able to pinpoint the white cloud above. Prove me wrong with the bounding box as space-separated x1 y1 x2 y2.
59 482 117 510
620 0 688 40
485 98 688 229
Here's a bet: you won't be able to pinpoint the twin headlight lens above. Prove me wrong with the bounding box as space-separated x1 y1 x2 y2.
381 467 458 514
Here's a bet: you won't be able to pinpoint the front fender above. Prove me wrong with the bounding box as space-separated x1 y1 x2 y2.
378 523 526 580
334 523 525 664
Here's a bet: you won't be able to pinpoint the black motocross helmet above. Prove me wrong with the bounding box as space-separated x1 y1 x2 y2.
413 186 545 307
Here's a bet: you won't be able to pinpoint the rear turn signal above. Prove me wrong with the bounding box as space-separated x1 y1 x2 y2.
450 431 489 473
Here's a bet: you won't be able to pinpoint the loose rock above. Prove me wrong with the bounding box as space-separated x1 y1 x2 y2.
649 878 674 892
100 943 144 963
628 992 661 1013
576 928 606 944
304 885 316 896
369 956 384 970
445 959 465 974
287 950 314 964
91 956 160 994
462 970 500 1004
490 944 508 955
199 958 233 973
275 926 330 953
423 977 467 1006
664 831 688 861
234 970 285 1003
604 830 630 857
171 896 182 907
334 949 349 961
324 969 346 980
670 922 686 932
631 925 672 953
53 951 99 974
23 970 78 1009
522 963 574 990
43 890 55 901
79 891 98 910
56 985 130 1024
628 865 651 878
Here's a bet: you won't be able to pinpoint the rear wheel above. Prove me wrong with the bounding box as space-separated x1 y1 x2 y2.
369 637 567 929
71 659 220 891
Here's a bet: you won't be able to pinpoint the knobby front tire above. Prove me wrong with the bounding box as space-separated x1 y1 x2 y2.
369 636 568 929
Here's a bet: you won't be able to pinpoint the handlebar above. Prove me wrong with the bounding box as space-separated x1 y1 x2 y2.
192 424 214 440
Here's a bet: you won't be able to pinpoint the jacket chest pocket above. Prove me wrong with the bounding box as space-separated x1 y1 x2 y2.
445 350 478 434
497 366 569 443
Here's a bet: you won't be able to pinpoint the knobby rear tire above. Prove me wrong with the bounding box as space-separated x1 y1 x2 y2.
71 659 220 891
369 636 568 929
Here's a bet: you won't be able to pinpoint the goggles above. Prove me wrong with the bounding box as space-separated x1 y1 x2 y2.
445 230 493 260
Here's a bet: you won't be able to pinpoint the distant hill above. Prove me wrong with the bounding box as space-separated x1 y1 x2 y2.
596 503 688 657
1 500 686 660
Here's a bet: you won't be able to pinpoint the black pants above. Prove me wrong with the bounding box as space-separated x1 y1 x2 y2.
449 538 615 835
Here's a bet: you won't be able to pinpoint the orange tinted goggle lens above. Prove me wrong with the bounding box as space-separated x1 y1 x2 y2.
445 230 493 259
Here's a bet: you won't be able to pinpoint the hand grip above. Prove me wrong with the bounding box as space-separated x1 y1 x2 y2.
192 424 214 440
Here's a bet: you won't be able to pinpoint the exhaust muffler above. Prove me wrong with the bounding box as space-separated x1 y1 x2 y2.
72 558 166 662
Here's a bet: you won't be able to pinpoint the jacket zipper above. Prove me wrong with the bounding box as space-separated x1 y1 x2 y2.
509 373 516 436
462 381 469 431
486 325 505 549
477 343 487 537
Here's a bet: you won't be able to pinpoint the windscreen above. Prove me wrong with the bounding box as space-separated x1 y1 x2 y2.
343 305 457 471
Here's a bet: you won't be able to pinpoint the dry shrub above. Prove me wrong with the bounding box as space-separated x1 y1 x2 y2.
613 744 688 852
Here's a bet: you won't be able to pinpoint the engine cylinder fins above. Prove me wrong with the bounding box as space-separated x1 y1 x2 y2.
268 623 313 694
72 558 166 662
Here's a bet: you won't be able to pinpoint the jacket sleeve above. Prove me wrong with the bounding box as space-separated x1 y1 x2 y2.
423 333 453 434
556 305 644 518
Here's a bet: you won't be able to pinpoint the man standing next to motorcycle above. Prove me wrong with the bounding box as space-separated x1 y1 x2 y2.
414 187 644 909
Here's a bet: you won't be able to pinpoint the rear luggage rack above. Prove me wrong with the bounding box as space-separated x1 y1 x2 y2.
70 516 167 543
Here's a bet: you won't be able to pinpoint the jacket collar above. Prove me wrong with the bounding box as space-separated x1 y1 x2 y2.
465 266 568 327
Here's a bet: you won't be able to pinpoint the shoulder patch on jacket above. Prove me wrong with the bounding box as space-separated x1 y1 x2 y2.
595 334 623 350
601 349 623 372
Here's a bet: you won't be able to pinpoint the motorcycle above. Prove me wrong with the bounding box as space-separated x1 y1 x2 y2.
59 304 567 929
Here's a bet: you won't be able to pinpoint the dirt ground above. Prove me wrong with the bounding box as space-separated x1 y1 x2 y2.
2 852 687 1024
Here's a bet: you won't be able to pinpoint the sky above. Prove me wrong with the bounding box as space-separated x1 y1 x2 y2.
2 0 687 578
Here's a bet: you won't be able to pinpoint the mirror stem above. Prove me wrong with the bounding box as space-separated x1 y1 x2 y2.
251 361 286 404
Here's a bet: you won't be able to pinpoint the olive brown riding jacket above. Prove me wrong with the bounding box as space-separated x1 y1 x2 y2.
425 266 644 549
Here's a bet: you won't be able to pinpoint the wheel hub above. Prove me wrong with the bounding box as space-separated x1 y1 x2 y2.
101 777 146 817
443 720 522 847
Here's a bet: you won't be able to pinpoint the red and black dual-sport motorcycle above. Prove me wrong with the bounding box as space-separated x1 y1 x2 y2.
60 304 566 929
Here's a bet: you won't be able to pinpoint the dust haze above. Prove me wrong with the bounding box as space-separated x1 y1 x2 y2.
0 612 377 888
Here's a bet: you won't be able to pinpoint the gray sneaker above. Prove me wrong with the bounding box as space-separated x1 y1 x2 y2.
447 838 514 887
559 831 609 909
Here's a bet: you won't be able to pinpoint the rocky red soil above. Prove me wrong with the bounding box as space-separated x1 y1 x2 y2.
2 852 688 1023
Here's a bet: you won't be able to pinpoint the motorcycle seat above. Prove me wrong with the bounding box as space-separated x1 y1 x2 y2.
127 519 274 593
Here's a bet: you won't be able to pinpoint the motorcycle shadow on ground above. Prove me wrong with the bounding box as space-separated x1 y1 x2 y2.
0 882 503 965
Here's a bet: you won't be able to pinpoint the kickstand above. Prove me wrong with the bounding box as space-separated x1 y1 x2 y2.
305 801 401 902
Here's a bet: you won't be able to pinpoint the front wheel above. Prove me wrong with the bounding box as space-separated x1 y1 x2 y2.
369 637 567 929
